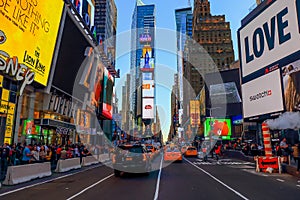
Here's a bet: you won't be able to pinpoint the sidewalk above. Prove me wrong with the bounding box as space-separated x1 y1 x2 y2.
223 150 300 178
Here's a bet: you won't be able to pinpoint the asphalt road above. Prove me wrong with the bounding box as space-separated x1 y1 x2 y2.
1 154 300 200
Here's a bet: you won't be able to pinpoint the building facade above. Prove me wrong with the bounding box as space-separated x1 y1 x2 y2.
175 7 193 130
130 1 155 122
94 0 117 66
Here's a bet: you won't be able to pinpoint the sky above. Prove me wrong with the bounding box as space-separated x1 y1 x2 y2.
114 0 255 140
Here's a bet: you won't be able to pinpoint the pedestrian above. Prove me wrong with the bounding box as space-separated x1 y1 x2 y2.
21 144 32 165
0 143 10 180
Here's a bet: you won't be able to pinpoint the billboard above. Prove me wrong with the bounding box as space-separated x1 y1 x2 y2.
142 46 152 58
140 58 155 69
142 98 154 119
102 68 114 120
238 0 300 78
209 82 241 104
139 34 152 43
81 0 95 29
190 100 200 127
0 0 64 86
282 59 300 112
142 80 154 97
142 72 153 80
91 59 104 108
204 118 232 140
53 13 94 95
205 68 242 117
242 69 284 119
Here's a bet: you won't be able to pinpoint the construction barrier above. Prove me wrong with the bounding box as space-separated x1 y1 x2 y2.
262 122 272 157
255 156 282 173
3 162 52 185
55 158 81 173
99 154 110 163
81 156 99 167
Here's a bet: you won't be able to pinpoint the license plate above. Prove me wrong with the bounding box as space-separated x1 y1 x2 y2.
126 157 133 161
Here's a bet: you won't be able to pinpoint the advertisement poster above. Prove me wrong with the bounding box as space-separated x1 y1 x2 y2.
242 69 284 119
282 59 300 112
204 118 231 140
142 72 153 80
142 80 154 97
190 100 200 127
0 0 64 86
142 98 154 119
140 58 154 69
102 68 114 120
91 59 104 108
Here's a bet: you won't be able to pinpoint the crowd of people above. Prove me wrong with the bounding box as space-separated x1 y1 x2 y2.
0 142 98 180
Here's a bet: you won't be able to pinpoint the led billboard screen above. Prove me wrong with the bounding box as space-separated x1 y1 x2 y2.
190 100 200 127
102 68 114 120
0 0 64 86
205 68 242 117
53 13 94 95
142 98 154 119
282 59 300 112
204 118 232 140
142 80 154 97
242 69 284 119
142 72 153 80
140 58 155 69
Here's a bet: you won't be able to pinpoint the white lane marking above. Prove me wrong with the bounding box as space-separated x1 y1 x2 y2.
276 179 285 182
185 158 249 200
296 185 300 187
66 174 114 200
0 164 104 197
153 155 163 200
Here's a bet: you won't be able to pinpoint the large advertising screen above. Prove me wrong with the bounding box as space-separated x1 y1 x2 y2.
238 0 300 78
53 13 94 95
209 82 241 104
190 100 200 127
142 72 153 80
205 68 242 117
242 69 284 119
142 98 154 119
204 118 232 140
102 68 114 120
0 0 64 86
142 80 154 97
282 59 300 112
140 58 155 69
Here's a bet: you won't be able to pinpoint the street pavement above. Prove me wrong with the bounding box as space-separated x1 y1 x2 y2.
0 154 300 200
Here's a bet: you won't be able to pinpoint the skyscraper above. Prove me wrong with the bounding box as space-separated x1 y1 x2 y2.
192 0 234 71
175 7 193 128
130 0 155 125
94 0 117 66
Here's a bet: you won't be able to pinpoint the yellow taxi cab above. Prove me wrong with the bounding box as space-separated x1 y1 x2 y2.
164 147 182 162
184 146 198 157
181 146 187 154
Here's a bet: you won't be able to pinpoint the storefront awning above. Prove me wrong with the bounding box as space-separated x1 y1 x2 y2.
34 119 76 130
